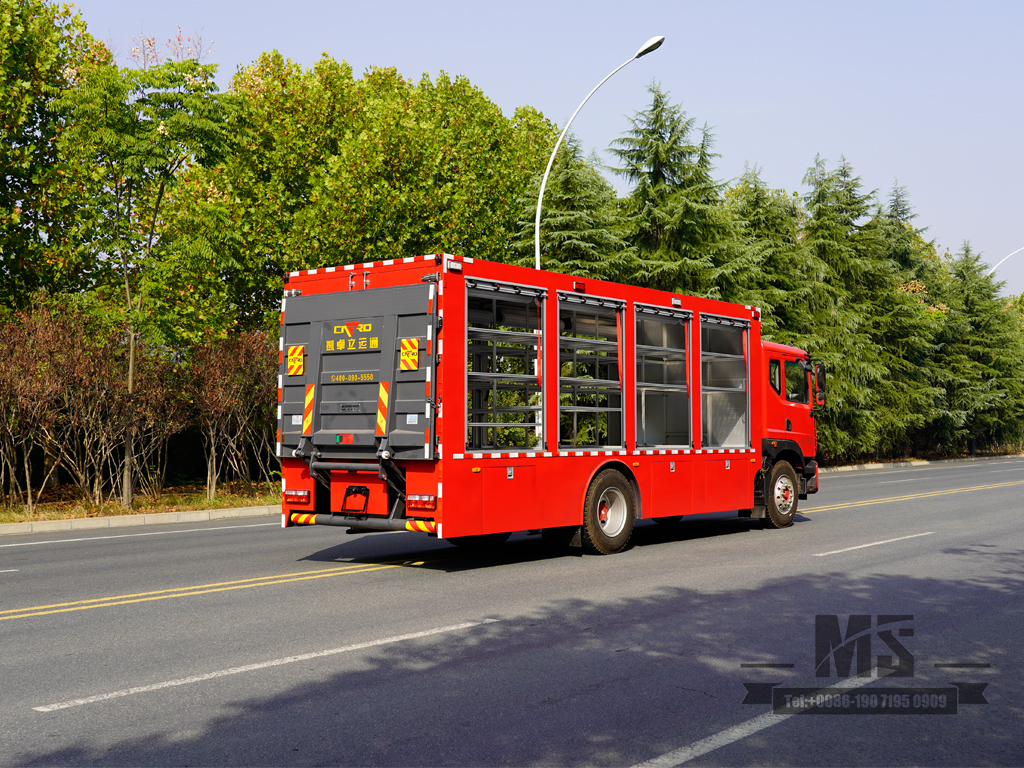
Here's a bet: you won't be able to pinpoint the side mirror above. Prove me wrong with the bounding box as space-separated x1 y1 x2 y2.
814 363 826 407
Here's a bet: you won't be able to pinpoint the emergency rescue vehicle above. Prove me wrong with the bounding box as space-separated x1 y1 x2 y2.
278 254 824 554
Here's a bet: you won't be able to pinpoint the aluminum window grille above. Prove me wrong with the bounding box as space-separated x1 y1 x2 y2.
558 297 624 449
700 315 750 448
466 282 545 451
635 305 691 447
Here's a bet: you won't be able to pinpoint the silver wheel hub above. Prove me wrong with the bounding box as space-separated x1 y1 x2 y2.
597 487 627 537
774 475 795 515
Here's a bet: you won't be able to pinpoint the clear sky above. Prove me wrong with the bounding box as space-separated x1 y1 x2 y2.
74 0 1024 296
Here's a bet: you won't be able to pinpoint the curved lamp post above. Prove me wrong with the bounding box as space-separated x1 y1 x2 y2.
534 35 665 270
986 245 1024 277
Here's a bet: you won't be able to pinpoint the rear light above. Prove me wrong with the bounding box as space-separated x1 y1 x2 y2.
407 494 437 511
284 489 310 504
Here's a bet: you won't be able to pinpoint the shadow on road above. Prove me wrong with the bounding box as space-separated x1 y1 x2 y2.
11 520 1022 767
298 512 788 573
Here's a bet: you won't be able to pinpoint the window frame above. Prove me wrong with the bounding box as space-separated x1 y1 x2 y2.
699 313 751 449
634 303 692 448
464 278 547 453
784 359 810 405
557 292 625 450
769 358 782 395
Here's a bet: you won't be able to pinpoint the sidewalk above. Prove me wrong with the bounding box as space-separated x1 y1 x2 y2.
819 452 1024 474
0 504 281 537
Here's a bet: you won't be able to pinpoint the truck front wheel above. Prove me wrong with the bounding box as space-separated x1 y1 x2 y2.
581 469 635 554
765 461 798 528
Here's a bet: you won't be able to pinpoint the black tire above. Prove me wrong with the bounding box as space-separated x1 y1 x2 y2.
652 515 682 525
447 532 511 550
581 469 635 554
764 460 798 528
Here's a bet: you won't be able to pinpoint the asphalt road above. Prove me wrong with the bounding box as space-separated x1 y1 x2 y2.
1 458 1022 767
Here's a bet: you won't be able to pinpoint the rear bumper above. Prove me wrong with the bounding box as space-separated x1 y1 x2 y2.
284 511 437 534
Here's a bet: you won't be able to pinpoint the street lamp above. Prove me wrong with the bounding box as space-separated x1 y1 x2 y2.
534 35 665 270
986 245 1024 277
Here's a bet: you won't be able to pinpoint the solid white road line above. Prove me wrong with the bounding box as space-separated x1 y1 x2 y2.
0 569 18 572
629 675 880 768
0 523 279 549
989 467 1024 472
34 619 499 712
813 531 935 557
878 479 916 484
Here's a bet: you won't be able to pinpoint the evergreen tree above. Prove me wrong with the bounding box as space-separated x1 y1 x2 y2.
855 190 944 456
801 156 887 458
725 168 818 342
510 136 627 279
925 245 1024 451
609 82 748 298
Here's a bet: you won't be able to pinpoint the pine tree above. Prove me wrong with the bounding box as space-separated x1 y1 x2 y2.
609 82 748 298
801 156 887 458
925 245 1024 452
725 168 818 343
511 135 627 279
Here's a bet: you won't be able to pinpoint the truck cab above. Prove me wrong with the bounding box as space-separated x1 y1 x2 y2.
761 341 824 503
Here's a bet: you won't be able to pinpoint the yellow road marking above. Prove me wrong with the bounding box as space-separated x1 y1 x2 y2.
803 479 1024 513
0 560 434 622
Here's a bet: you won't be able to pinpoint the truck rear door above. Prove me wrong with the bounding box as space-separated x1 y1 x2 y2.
279 283 437 462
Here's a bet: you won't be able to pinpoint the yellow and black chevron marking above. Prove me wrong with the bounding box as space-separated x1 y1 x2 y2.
406 520 437 534
303 384 315 435
400 338 419 371
290 512 317 525
287 345 305 376
375 381 390 436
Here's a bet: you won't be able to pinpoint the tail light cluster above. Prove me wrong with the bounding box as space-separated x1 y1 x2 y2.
407 494 437 511
284 488 310 505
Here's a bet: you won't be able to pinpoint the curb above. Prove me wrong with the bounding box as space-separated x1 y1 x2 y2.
820 453 1024 474
0 504 282 537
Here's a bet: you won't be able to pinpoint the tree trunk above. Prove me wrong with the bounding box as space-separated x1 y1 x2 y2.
206 427 217 501
23 446 33 514
122 329 136 508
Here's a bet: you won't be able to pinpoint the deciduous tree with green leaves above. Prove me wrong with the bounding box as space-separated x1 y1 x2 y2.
0 0 103 306
55 48 232 506
152 54 554 343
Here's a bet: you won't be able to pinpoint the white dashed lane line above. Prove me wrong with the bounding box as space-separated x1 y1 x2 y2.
813 531 935 557
34 619 499 712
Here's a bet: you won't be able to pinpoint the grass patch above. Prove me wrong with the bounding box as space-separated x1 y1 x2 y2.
0 483 280 525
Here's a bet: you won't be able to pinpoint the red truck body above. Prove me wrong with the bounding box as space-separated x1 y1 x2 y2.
278 253 821 553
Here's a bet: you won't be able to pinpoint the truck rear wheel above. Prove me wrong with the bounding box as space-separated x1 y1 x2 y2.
581 469 635 554
764 461 798 528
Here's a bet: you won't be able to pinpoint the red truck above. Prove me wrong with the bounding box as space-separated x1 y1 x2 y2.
278 254 824 554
